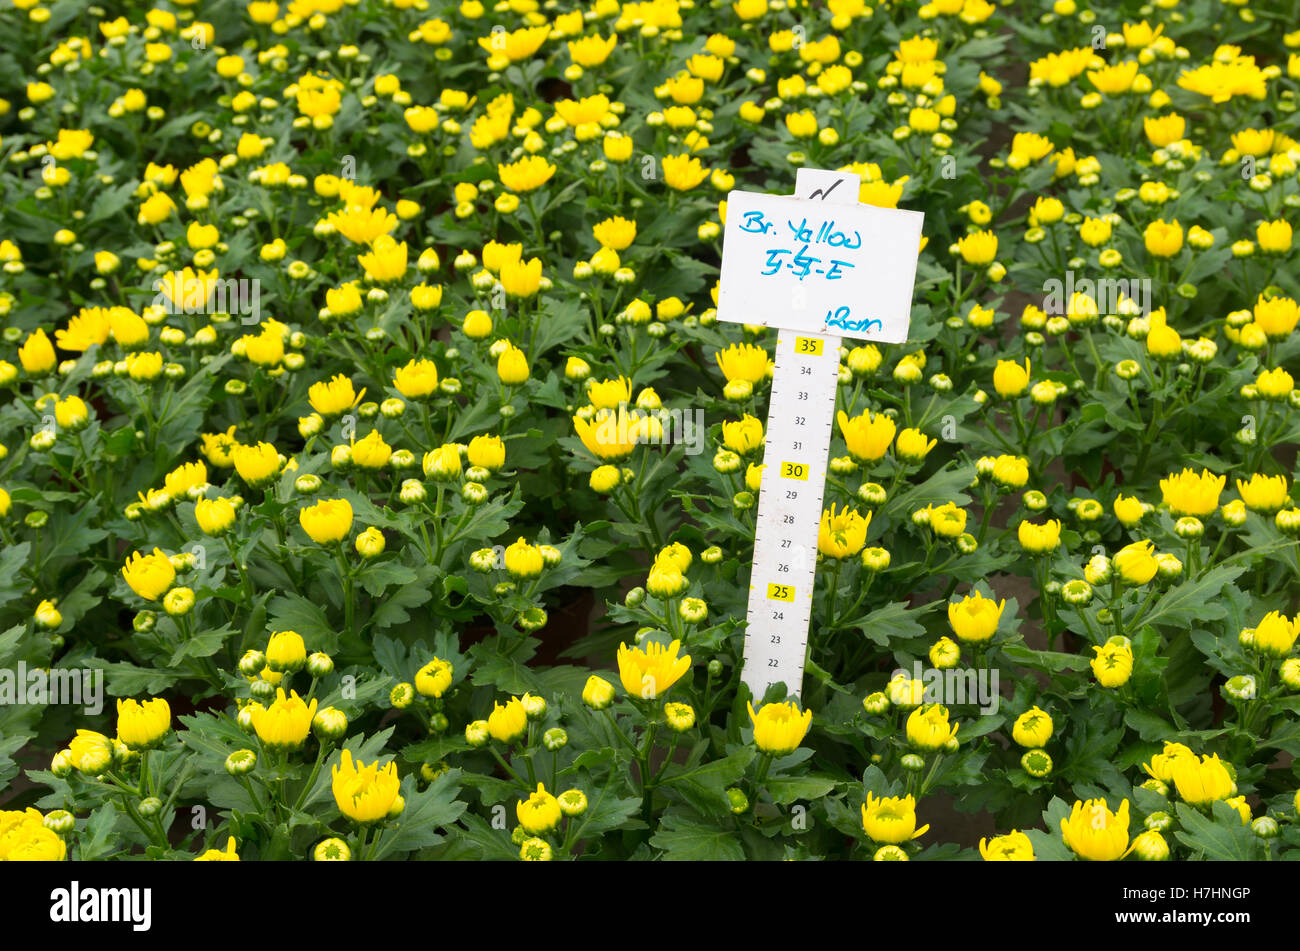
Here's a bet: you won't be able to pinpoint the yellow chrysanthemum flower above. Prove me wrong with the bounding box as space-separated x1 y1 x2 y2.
1061 799 1131 861
332 749 402 824
617 638 691 700
747 701 813 755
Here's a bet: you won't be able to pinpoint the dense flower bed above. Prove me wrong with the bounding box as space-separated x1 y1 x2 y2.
0 0 1299 862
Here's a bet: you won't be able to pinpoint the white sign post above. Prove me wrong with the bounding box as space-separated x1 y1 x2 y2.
715 168 923 701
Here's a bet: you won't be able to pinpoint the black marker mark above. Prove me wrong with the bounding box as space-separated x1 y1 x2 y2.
806 178 842 202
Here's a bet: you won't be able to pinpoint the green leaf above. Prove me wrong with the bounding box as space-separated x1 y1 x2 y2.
565 784 642 841
268 594 338 652
369 586 434 630
448 391 506 441
0 544 32 611
370 770 467 859
1139 565 1246 631
650 809 745 860
167 625 233 666
467 637 546 694
640 250 717 300
90 660 184 696
1022 796 1075 861
1001 643 1092 673
658 746 756 817
852 600 928 647
401 732 473 765
0 624 26 667
1123 708 1181 743
86 182 137 225
446 489 526 552
1173 802 1258 860
889 463 975 512
369 565 438 630
42 502 109 565
763 774 838 805
458 769 521 806
76 805 124 861
532 294 590 357
0 733 30 789
355 560 418 598
454 813 521 860
1261 718 1300 757
1060 717 1126 788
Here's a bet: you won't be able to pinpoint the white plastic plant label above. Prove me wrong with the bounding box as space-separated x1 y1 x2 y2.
715 183 924 343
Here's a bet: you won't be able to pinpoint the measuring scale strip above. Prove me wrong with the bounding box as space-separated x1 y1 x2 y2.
740 326 842 701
